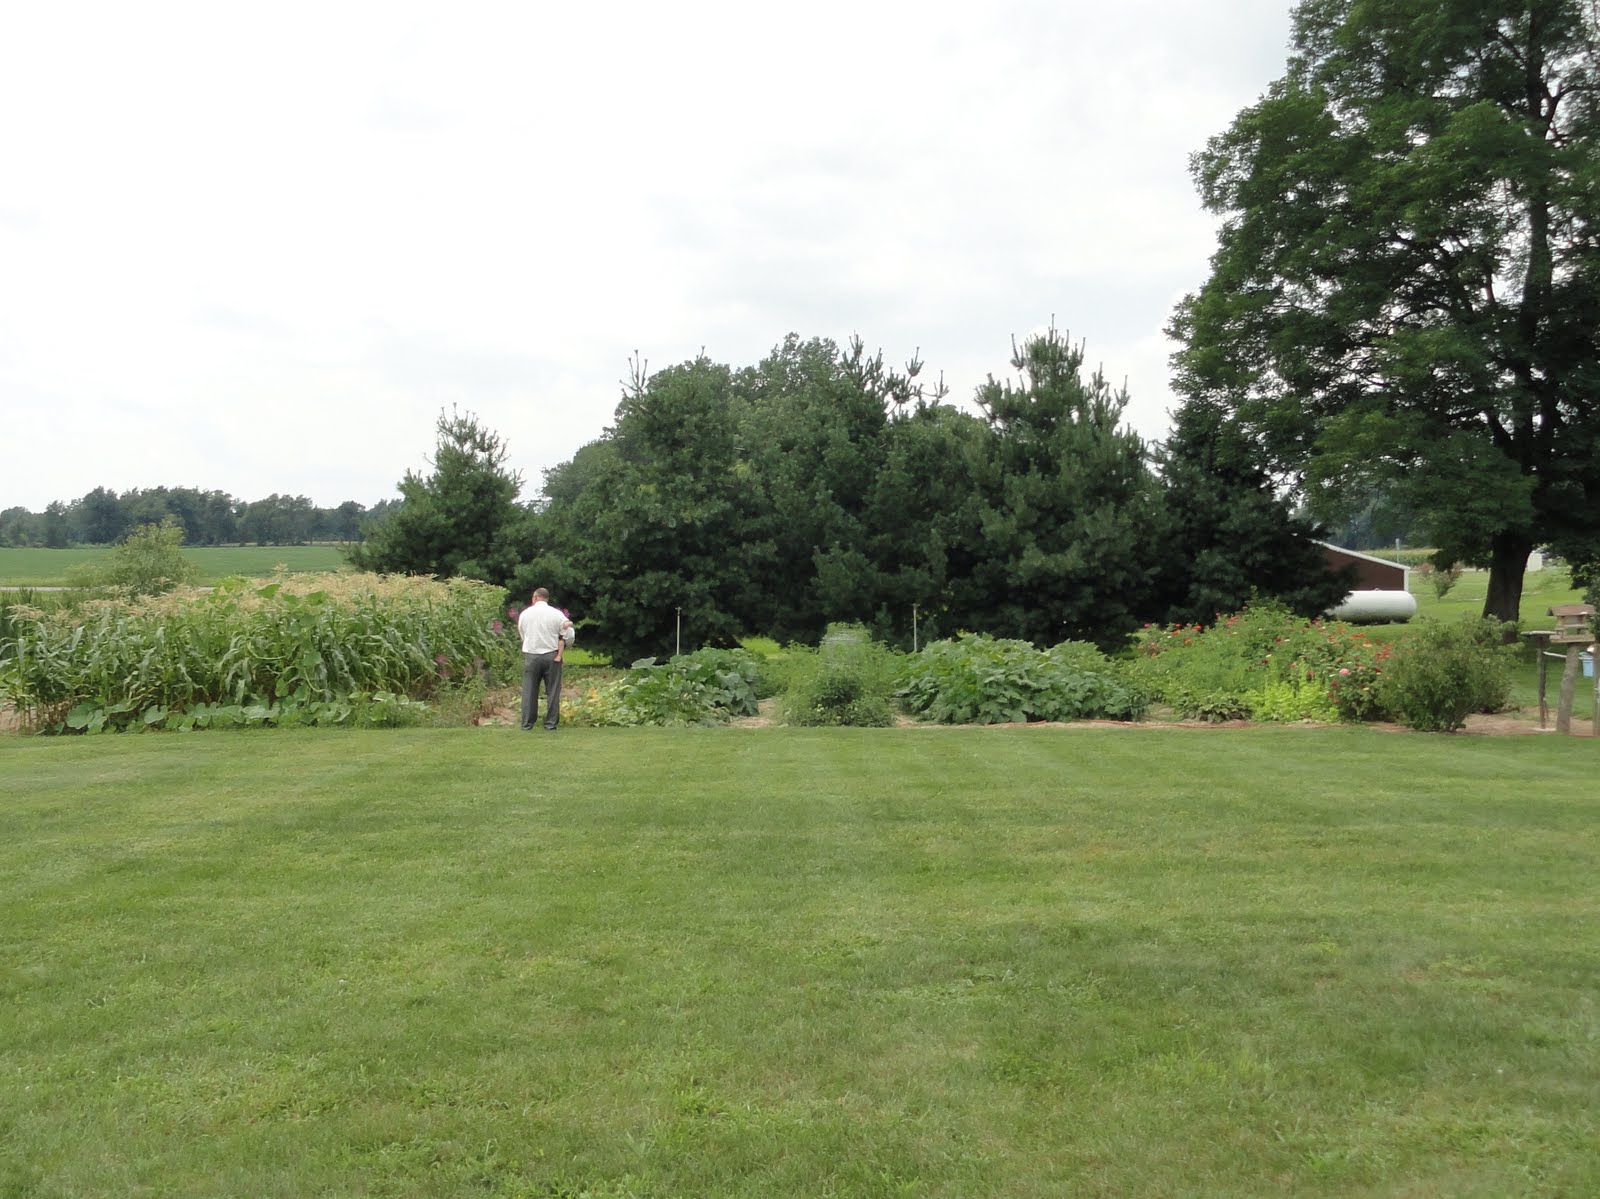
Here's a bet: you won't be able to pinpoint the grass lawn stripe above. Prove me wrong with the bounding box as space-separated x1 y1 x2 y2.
1 727 1596 1197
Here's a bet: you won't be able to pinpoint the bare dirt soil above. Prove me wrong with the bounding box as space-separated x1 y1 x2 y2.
731 699 1587 735
6 697 1588 737
946 711 1588 737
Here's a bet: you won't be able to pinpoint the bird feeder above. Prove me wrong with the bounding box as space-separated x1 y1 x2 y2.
1540 604 1596 735
1547 604 1595 643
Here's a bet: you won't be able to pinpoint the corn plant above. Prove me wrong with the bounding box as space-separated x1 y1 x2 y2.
0 573 518 733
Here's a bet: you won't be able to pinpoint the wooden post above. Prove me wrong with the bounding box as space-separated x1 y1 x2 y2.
1538 647 1550 730
1556 645 1579 735
1525 631 1553 729
1543 607 1595 737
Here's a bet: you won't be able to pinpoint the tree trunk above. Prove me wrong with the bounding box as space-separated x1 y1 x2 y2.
1482 532 1531 629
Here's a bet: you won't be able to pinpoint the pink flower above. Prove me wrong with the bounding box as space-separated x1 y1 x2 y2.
1339 668 1350 676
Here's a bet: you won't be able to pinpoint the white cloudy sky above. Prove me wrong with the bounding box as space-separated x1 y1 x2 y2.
1 0 1297 512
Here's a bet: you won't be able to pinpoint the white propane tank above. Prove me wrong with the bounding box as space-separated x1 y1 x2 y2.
1327 590 1418 624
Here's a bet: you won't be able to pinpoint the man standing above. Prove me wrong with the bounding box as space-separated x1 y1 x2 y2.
518 587 574 731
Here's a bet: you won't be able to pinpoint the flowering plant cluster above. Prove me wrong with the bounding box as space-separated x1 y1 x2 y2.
1320 638 1392 721
1132 601 1392 723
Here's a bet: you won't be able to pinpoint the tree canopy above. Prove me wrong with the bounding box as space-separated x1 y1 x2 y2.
507 330 1345 661
1153 398 1355 626
0 487 376 548
966 329 1164 649
347 408 523 580
1171 0 1600 623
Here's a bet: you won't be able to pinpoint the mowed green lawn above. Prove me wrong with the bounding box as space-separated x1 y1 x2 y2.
1407 563 1584 627
2 727 1596 1197
0 544 348 586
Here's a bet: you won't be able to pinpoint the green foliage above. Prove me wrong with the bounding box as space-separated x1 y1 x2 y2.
516 327 1171 660
1153 399 1353 625
0 573 515 733
779 625 903 727
59 689 432 735
732 336 970 648
1376 618 1518 734
64 519 200 596
569 647 766 727
1248 680 1339 724
0 486 385 549
1171 0 1600 624
1132 602 1391 723
897 632 1147 725
966 326 1164 650
1416 560 1465 599
0 588 45 650
0 544 347 588
1573 558 1600 610
516 339 976 661
348 407 523 581
513 358 757 662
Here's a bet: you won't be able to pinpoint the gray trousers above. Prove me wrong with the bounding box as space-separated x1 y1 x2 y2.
521 651 563 729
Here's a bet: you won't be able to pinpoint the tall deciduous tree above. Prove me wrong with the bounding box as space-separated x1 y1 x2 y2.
75 487 128 545
1171 0 1600 622
42 501 71 548
348 408 523 580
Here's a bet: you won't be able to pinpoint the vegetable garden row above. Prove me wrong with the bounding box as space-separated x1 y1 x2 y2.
0 577 1517 735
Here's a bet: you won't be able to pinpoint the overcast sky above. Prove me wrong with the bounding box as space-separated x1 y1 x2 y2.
2 1 1297 512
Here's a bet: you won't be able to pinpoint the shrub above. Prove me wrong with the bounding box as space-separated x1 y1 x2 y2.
1375 618 1517 733
64 519 200 596
785 663 895 727
1415 560 1464 598
1131 619 1252 720
781 625 902 727
568 647 765 727
1132 601 1390 722
897 633 1147 725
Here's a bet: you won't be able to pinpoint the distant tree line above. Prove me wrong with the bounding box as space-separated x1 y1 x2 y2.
355 332 1353 661
0 487 399 548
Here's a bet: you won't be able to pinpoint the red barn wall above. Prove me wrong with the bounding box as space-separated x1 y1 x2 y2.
1321 546 1407 591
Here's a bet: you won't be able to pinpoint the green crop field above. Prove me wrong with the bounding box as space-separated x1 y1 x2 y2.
0 544 349 586
2 726 1596 1196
